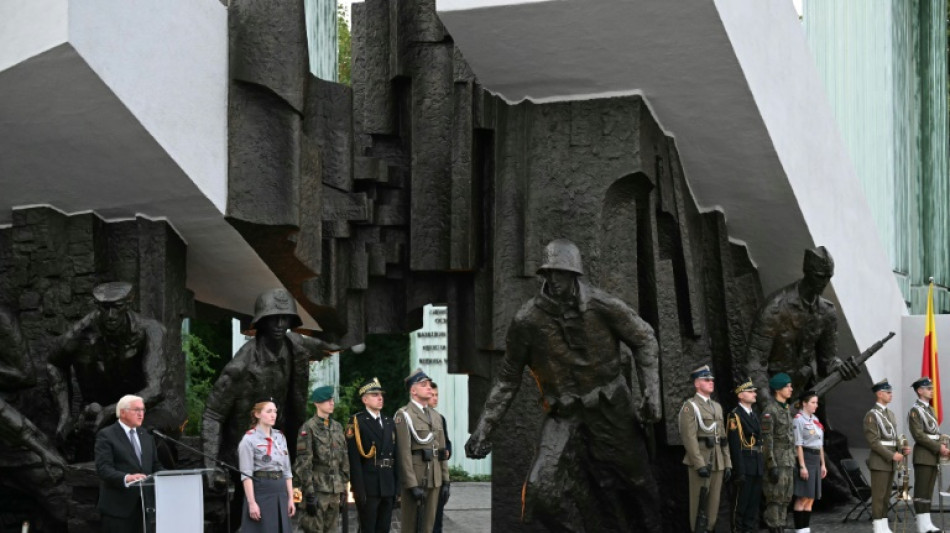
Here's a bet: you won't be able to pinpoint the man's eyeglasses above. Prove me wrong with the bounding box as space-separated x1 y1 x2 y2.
124 408 146 413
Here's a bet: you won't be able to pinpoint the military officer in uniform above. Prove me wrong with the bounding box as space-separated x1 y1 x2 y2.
727 377 763 533
293 385 349 533
346 377 398 533
395 369 449 533
762 372 795 533
908 376 947 533
679 364 731 533
864 379 910 533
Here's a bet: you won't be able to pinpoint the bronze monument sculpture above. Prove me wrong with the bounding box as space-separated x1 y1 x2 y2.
201 287 342 530
0 304 69 529
740 247 860 394
48 281 179 463
465 239 662 532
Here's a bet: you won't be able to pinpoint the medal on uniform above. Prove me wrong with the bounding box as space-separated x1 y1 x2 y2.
262 436 273 463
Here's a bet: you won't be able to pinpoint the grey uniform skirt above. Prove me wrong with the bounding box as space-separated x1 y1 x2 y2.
794 448 822 499
241 477 292 533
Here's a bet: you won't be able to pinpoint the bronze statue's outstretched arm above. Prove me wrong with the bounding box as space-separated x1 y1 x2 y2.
465 323 530 459
603 297 661 422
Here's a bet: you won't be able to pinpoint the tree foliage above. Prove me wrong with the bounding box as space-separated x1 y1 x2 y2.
183 333 222 436
338 333 411 419
338 4 351 85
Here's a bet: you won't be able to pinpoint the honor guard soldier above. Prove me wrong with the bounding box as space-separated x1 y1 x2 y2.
346 377 398 533
727 377 764 533
762 372 795 533
294 385 350 533
679 364 731 533
908 377 945 533
395 369 449 533
864 379 911 533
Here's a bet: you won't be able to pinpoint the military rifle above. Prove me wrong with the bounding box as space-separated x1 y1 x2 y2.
812 331 895 398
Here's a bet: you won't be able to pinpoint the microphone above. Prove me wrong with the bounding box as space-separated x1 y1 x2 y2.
148 427 167 439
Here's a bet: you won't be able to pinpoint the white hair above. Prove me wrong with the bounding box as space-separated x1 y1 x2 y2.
116 395 144 418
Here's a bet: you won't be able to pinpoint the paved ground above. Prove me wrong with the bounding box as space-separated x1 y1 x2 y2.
331 480 950 532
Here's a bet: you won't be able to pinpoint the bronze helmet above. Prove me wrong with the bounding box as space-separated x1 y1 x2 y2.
537 239 584 275
251 288 303 329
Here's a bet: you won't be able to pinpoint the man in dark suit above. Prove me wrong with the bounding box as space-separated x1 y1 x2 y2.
727 377 764 533
95 394 164 533
346 377 398 533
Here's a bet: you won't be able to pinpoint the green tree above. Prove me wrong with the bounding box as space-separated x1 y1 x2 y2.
183 333 222 436
339 334 411 418
338 4 351 85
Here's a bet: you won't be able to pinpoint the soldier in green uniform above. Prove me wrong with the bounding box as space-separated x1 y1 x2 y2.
395 369 449 533
679 364 731 533
761 372 794 533
864 379 910 533
908 376 947 533
294 385 349 533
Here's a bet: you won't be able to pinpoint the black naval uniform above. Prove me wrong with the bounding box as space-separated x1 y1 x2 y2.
727 405 765 533
346 410 398 533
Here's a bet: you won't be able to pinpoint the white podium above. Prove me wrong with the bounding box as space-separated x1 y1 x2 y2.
154 469 207 533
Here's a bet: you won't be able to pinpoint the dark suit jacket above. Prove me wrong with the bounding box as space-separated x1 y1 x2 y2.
95 422 163 518
728 406 765 477
347 411 399 499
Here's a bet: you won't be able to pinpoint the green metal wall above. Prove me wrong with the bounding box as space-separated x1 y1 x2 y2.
802 0 949 313
305 0 338 82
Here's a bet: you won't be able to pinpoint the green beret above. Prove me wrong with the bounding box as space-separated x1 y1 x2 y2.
769 373 792 390
310 385 335 403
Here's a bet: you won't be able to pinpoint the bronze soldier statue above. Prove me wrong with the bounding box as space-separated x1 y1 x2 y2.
200 288 341 531
294 385 349 533
48 281 179 462
0 305 69 528
741 247 859 396
465 239 662 532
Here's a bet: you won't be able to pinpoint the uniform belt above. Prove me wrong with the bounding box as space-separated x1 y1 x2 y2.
254 470 284 480
928 435 941 440
880 440 897 446
376 458 394 468
803 447 821 455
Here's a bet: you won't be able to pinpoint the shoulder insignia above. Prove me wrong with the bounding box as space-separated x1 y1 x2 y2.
395 414 404 424
794 413 801 419
246 429 255 435
346 425 354 438
911 411 919 419
682 405 690 413
729 418 737 431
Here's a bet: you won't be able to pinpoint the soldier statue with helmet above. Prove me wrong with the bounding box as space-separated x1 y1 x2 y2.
201 288 342 531
465 238 663 532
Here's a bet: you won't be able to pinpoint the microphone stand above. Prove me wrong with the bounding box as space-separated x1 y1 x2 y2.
149 429 254 533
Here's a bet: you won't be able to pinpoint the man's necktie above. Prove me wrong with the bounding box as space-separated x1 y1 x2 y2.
130 429 142 463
